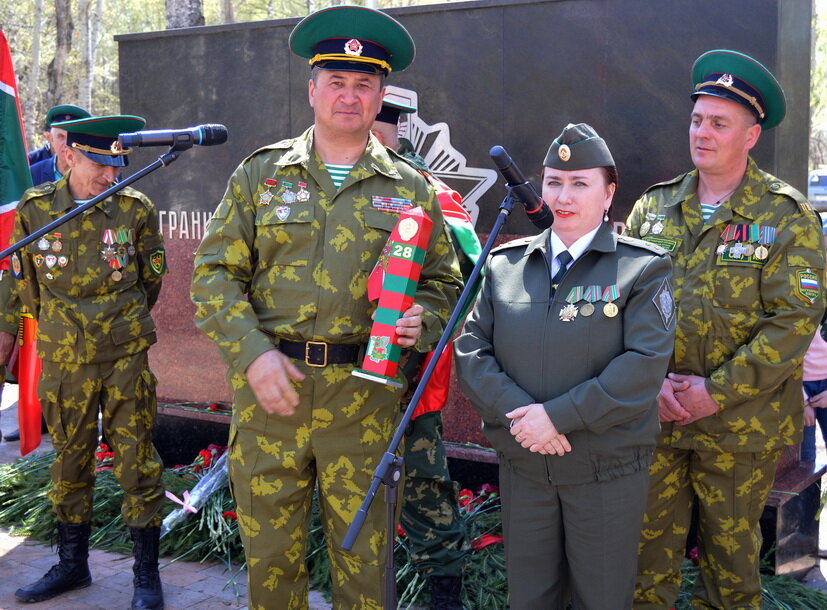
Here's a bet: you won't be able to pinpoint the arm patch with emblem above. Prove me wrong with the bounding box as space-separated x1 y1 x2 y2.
148 248 166 275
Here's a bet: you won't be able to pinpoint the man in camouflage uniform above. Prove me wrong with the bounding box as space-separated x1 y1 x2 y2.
372 95 476 609
190 7 462 610
12 115 167 610
624 50 826 609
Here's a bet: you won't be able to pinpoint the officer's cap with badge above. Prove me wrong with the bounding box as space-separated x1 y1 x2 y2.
52 115 146 168
691 49 786 130
43 104 90 129
544 123 615 170
376 93 416 125
289 5 415 76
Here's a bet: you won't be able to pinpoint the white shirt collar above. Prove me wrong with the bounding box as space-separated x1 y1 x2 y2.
548 223 602 273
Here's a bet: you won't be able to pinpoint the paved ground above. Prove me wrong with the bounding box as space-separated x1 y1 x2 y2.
1 384 826 608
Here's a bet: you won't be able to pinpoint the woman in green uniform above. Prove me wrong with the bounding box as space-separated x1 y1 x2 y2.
454 123 675 609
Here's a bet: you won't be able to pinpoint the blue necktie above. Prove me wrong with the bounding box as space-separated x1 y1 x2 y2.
550 250 573 296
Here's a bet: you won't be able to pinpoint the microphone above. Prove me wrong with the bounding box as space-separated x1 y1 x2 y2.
118 124 228 148
489 145 553 230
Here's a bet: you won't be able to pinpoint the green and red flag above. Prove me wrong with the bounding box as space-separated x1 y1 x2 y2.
1 30 41 456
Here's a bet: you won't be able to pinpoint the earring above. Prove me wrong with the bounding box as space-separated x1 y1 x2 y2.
603 211 609 222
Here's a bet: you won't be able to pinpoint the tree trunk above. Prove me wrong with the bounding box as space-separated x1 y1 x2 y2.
45 0 74 110
166 0 205 29
25 0 44 146
77 0 91 111
220 0 234 24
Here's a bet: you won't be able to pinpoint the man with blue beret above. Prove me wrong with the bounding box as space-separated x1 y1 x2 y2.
28 104 91 185
625 50 826 608
14 115 168 610
191 5 462 609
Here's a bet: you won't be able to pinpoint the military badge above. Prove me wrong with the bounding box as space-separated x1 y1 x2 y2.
149 248 166 275
281 182 297 204
642 235 680 253
276 205 291 221
259 178 278 206
558 144 571 162
795 268 820 304
33 254 45 267
716 73 734 87
45 254 57 269
344 38 363 56
37 237 50 251
296 182 310 202
10 253 22 279
559 303 578 321
366 335 390 363
653 278 675 329
52 233 63 252
57 256 68 267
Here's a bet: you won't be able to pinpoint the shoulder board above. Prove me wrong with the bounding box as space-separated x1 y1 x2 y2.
491 236 533 254
24 182 56 198
640 171 690 196
116 185 154 209
387 147 430 172
617 233 668 255
765 177 812 214
241 138 297 165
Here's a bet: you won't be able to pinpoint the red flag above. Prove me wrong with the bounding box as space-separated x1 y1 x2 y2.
1 31 40 456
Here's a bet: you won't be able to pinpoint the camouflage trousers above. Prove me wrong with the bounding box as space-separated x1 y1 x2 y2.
635 444 781 609
227 361 404 610
401 410 470 578
39 351 165 527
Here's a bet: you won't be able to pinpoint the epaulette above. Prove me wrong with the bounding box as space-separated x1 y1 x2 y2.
765 178 813 215
23 182 56 198
640 172 690 196
241 138 297 165
617 233 668 255
491 236 533 254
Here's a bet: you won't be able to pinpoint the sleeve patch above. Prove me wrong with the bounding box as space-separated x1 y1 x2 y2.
149 248 166 275
10 253 23 279
653 278 675 330
795 268 820 304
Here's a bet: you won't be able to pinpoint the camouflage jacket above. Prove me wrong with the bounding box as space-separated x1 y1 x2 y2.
0 272 18 336
623 158 826 451
191 127 463 375
12 173 167 363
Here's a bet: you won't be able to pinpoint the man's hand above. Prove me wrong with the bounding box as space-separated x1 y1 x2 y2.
805 405 816 427
395 303 424 348
0 331 15 367
245 350 306 416
506 403 571 456
807 390 827 409
658 377 691 422
670 373 720 425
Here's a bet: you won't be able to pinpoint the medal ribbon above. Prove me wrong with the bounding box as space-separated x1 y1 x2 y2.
565 286 584 304
583 285 601 302
601 285 620 303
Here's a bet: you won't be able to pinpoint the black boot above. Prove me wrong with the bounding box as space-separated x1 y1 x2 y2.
130 526 164 610
427 574 464 610
15 522 92 603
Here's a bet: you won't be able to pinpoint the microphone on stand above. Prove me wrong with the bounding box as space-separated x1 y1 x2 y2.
119 124 228 148
489 145 553 230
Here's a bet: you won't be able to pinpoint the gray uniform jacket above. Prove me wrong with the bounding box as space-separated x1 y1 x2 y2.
454 222 675 485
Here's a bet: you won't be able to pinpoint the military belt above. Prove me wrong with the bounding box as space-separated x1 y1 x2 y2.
277 338 363 368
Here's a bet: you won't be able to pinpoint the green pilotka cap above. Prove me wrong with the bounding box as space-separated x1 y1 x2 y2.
543 123 615 170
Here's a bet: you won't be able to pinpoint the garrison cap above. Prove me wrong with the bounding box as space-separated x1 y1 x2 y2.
44 104 90 129
544 123 615 170
289 5 415 75
53 115 146 167
691 49 786 130
375 93 416 125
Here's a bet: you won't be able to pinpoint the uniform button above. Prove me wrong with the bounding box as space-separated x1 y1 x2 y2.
770 182 781 191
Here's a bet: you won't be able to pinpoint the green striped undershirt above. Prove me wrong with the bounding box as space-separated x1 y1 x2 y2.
325 163 353 189
701 203 718 223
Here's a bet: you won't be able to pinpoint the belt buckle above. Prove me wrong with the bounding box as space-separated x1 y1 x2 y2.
306 341 328 367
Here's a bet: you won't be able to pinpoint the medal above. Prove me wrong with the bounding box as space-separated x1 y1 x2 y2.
640 221 651 236
755 245 769 260
57 256 68 267
111 269 122 281
651 221 664 234
559 303 578 321
38 237 50 251
127 245 136 256
580 302 595 316
729 242 747 259
601 284 620 318
716 243 727 255
743 243 755 257
281 182 297 204
259 179 278 206
296 182 310 202
603 302 618 317
45 254 57 268
276 205 290 221
52 233 63 252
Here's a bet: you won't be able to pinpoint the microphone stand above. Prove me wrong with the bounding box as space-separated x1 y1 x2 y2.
0 144 189 262
343 186 524 609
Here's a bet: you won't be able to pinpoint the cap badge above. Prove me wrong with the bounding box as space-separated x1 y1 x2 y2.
558 144 571 162
716 73 734 87
344 39 363 57
110 140 124 153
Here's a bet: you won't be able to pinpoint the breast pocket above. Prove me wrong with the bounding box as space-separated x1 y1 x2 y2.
711 261 763 309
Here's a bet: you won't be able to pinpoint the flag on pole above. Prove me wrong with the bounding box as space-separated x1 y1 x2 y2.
1 30 41 456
